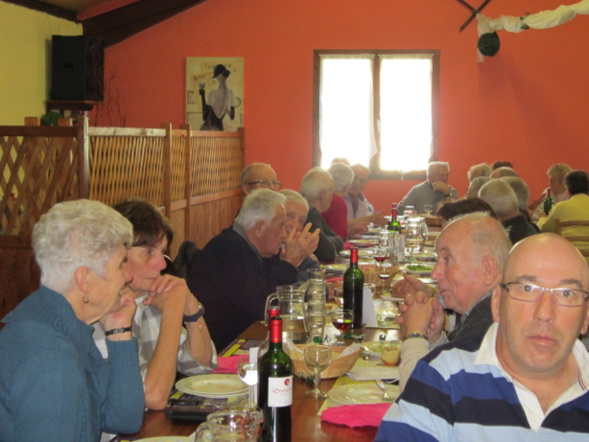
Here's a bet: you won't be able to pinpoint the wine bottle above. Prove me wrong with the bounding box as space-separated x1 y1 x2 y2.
388 203 401 232
543 188 554 215
258 306 281 364
343 247 364 329
258 315 292 442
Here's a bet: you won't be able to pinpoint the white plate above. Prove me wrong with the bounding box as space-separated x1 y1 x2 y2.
339 249 374 258
362 340 401 356
328 383 399 405
175 374 247 398
134 438 191 442
412 252 437 262
404 264 434 276
323 263 347 273
348 238 379 247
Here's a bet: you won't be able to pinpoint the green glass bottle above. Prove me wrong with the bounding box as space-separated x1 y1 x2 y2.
388 203 401 232
543 188 554 215
258 315 292 442
343 247 364 329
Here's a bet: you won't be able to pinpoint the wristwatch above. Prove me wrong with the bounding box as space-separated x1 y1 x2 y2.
183 303 205 323
404 331 428 341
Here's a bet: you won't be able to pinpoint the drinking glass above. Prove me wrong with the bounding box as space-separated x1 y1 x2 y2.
237 362 258 410
303 345 332 399
304 301 326 343
373 246 388 264
333 288 344 307
376 261 394 295
423 204 433 215
330 308 354 344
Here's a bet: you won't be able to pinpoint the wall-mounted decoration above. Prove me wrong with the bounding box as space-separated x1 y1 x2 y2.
186 57 244 131
475 0 589 61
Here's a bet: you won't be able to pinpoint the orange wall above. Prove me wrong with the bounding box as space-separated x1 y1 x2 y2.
97 0 589 214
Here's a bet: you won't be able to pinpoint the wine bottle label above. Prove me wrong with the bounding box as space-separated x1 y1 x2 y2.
267 375 293 407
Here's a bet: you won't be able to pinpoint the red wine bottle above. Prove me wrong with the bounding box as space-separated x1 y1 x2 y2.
343 247 364 329
258 315 292 442
258 306 281 364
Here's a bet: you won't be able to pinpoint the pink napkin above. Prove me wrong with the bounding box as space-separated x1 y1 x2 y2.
212 355 249 374
326 276 343 283
321 403 393 428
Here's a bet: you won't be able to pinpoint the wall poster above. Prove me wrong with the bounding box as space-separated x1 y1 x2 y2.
186 57 244 131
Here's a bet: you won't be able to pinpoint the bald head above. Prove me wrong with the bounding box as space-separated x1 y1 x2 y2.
505 233 589 287
241 163 279 195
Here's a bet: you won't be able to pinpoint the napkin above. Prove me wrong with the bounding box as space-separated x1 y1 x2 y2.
321 403 392 427
347 365 399 381
212 355 248 374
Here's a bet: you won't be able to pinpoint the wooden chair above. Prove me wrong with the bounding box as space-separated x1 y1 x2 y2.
555 219 589 258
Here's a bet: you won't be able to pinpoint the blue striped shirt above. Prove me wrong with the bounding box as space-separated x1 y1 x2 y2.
376 323 589 441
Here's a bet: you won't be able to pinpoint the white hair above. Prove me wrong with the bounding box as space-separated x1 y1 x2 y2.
467 163 492 181
279 189 309 211
32 199 133 294
328 162 354 193
428 161 450 174
478 179 519 218
466 176 490 199
235 188 286 230
501 176 530 211
300 167 333 201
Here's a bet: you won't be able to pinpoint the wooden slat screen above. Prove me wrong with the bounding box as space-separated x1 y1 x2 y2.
0 118 244 318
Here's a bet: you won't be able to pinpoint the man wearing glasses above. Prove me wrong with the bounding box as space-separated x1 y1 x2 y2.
377 233 589 440
240 163 281 195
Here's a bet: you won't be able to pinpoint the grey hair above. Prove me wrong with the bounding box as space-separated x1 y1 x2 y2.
490 166 518 179
501 176 530 211
466 176 490 199
445 212 511 273
32 199 133 294
478 179 519 218
428 161 450 174
300 167 333 201
328 162 354 193
547 163 572 183
279 189 309 211
235 188 286 231
467 163 492 181
240 162 274 186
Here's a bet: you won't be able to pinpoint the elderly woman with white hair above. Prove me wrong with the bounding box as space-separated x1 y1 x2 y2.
187 189 318 350
0 200 144 442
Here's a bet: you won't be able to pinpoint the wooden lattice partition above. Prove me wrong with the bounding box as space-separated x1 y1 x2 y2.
0 118 244 318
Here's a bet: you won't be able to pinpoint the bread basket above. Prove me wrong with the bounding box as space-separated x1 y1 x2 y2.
284 343 362 379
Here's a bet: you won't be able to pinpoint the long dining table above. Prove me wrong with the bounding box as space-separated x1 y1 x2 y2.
118 321 401 441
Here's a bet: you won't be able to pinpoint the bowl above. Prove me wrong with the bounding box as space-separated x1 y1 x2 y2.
284 343 362 379
381 342 402 366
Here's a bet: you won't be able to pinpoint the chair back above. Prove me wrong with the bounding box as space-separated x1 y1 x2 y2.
173 240 201 279
555 219 589 258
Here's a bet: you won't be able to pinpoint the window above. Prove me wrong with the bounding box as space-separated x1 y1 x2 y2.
313 50 440 179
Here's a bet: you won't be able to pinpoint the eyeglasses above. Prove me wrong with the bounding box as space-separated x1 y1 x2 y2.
499 282 589 307
245 180 281 188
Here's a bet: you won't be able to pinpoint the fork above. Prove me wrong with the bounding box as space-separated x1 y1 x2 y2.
375 380 394 402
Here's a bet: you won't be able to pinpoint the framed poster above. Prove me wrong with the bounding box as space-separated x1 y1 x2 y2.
186 57 244 131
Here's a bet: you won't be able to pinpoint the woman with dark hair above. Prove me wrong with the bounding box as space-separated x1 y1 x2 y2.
541 170 589 239
94 199 216 411
437 197 497 227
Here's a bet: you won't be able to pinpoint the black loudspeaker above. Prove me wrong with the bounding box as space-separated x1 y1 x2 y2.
50 35 104 101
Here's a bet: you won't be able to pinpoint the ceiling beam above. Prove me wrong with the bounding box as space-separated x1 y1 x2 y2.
83 0 206 47
2 0 78 21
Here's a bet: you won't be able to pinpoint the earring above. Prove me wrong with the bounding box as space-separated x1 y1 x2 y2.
82 294 89 304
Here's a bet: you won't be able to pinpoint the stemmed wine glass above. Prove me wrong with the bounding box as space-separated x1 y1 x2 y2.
373 247 389 264
331 308 354 345
376 260 394 295
303 345 331 399
237 362 258 410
